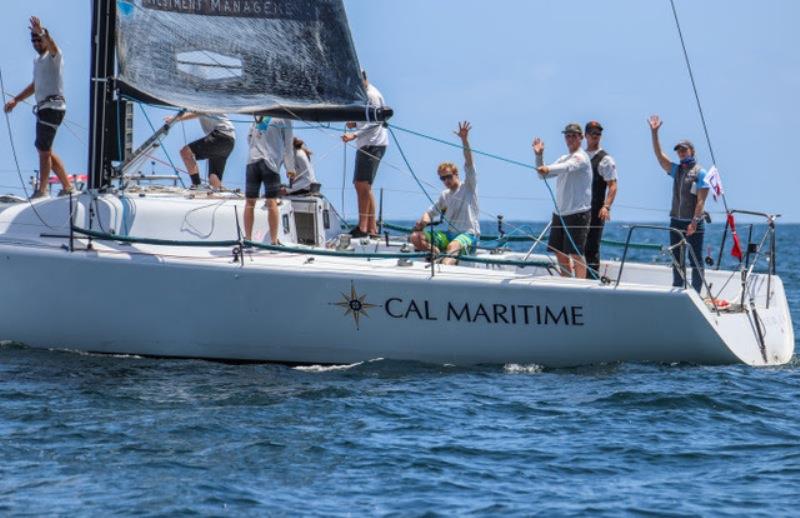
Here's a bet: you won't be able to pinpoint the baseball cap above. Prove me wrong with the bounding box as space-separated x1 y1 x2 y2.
561 123 583 135
585 121 603 133
673 139 694 151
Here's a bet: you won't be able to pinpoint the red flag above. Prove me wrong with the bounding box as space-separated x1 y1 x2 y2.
727 213 743 260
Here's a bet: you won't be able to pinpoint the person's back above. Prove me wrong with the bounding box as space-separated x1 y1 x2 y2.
248 117 294 173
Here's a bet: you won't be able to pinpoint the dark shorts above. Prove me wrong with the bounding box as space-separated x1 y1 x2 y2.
353 145 386 185
246 159 281 199
548 210 590 256
188 130 235 179
35 108 65 152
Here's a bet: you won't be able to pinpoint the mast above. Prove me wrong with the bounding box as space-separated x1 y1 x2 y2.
87 0 117 190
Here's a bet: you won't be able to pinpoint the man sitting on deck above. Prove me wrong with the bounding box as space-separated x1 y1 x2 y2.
410 121 479 265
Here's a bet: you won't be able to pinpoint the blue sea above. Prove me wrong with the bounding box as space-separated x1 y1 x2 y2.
2 222 798 516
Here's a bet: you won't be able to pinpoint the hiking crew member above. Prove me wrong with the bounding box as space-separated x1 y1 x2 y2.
532 123 593 279
648 115 711 294
410 121 479 266
166 112 236 190
4 16 75 198
584 121 618 277
244 116 295 245
342 71 388 238
287 138 318 195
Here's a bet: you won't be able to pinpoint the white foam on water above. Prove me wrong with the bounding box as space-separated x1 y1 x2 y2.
504 363 544 374
293 361 364 373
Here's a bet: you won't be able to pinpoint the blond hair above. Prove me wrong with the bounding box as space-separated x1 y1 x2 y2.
437 162 459 175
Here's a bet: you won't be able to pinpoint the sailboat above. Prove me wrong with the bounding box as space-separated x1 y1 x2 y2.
0 0 793 367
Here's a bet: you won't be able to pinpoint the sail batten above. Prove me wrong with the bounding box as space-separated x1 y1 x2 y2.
116 0 371 119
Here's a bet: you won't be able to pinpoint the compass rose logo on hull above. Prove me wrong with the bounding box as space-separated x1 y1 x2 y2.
331 282 379 330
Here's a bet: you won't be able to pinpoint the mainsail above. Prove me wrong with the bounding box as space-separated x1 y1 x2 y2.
115 0 385 121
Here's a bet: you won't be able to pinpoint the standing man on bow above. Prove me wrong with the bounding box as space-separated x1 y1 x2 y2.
648 115 710 293
4 16 76 198
341 70 389 238
583 121 618 278
532 123 593 279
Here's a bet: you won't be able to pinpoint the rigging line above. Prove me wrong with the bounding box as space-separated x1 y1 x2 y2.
390 118 598 276
341 129 347 222
137 102 187 188
0 67 60 230
669 0 729 213
389 123 535 171
273 104 539 241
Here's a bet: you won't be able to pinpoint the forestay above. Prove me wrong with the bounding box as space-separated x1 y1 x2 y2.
115 0 368 119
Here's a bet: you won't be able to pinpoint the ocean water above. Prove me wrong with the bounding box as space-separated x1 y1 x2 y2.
1 222 798 516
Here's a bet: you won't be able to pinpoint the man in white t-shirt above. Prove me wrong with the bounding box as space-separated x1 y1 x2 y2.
410 121 479 265
532 123 593 279
341 70 388 238
165 112 236 190
583 121 618 278
4 16 75 198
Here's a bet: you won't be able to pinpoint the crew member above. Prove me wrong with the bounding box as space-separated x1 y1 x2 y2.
341 70 388 238
4 16 75 198
532 123 593 278
583 121 618 277
244 116 295 244
165 111 236 190
410 121 479 265
287 138 318 195
648 115 710 293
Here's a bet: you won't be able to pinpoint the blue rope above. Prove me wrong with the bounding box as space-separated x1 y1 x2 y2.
387 125 465 235
389 123 535 170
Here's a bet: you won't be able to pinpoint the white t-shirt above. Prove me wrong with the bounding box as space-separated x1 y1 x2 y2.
247 117 295 173
289 149 317 192
536 148 592 215
33 51 65 110
198 114 235 139
352 83 389 148
587 148 617 181
426 163 480 236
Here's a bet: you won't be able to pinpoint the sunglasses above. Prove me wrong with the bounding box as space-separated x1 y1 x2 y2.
587 131 602 137
439 174 455 182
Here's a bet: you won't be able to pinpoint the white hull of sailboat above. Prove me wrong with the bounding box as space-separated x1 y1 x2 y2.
0 195 793 367
0 244 793 368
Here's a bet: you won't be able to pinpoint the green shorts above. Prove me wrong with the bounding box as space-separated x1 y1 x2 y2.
423 230 477 254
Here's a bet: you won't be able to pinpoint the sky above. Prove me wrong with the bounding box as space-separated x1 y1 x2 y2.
1 0 798 223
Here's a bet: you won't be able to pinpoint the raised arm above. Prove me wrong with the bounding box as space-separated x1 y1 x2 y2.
30 17 60 56
532 138 546 171
454 121 473 170
648 115 672 172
